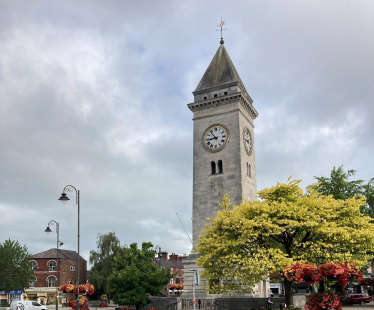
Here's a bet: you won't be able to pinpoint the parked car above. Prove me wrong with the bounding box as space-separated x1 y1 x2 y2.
10 300 48 310
347 294 370 305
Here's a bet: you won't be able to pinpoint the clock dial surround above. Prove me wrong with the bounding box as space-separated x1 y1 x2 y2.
243 127 252 156
202 124 229 152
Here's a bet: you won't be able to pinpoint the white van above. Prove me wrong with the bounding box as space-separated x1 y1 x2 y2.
10 300 47 310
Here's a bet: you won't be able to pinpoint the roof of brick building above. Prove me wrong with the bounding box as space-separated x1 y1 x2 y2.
154 257 184 269
32 248 87 262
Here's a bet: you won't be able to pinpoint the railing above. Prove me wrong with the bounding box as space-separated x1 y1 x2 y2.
182 299 215 310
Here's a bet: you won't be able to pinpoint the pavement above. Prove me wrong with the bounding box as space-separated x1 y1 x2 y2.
343 305 374 310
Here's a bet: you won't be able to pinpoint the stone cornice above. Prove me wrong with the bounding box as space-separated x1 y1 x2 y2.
188 92 258 120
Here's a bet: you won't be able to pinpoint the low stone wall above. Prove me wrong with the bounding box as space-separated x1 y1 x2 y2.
141 297 180 310
214 297 286 310
291 295 306 308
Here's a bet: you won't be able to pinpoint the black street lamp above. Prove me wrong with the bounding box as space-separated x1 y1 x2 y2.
44 220 63 310
58 185 80 310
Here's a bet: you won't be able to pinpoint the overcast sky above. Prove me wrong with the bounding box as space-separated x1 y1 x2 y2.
1 0 373 265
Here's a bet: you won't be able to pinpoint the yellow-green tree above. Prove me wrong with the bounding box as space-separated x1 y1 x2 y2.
196 179 374 306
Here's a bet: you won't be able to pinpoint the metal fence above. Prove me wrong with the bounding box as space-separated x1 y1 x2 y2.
182 299 215 310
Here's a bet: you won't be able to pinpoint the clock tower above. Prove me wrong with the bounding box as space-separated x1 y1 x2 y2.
188 39 259 250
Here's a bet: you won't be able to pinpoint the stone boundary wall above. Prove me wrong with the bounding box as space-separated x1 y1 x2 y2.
141 297 180 310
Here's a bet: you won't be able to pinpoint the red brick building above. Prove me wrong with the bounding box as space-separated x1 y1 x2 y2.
156 252 187 296
25 249 87 304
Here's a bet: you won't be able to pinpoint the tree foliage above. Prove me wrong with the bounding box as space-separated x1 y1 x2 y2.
312 165 374 218
0 239 34 292
89 232 126 295
196 179 374 305
107 242 171 310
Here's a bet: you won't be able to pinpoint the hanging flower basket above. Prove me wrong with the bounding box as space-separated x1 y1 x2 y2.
67 296 88 310
319 261 363 288
284 263 321 285
305 292 342 310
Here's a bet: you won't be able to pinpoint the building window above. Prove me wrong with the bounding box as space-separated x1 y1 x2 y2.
170 278 174 284
47 276 56 287
211 161 216 175
224 91 228 95
204 96 207 100
30 261 37 271
30 276 37 287
70 266 75 271
218 160 223 174
176 277 180 284
49 262 56 271
214 94 217 98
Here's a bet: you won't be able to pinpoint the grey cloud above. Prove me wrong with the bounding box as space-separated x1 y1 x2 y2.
1 0 373 260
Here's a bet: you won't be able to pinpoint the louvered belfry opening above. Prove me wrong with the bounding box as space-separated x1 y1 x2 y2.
218 160 223 174
211 161 216 175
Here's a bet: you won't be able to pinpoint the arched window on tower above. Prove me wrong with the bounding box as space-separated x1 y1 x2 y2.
211 161 216 175
247 163 251 178
218 160 223 174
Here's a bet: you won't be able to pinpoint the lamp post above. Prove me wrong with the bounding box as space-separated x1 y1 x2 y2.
58 185 80 310
45 221 63 310
190 269 199 310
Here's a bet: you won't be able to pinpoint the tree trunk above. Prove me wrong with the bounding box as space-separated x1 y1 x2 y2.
284 278 293 306
318 280 325 293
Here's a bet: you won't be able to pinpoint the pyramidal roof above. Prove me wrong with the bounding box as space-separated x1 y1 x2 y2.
193 43 250 100
32 248 87 262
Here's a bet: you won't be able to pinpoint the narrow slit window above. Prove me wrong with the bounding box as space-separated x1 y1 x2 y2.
218 160 223 174
248 163 251 178
211 161 216 175
214 94 217 98
204 96 207 100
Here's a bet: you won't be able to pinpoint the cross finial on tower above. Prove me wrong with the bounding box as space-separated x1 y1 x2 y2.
216 17 227 44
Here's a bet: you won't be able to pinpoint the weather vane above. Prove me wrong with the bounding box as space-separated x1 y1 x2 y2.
216 17 227 44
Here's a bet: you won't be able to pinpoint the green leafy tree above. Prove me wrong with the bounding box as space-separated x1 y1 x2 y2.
0 239 34 293
196 179 374 306
107 242 172 310
312 165 374 217
89 232 126 297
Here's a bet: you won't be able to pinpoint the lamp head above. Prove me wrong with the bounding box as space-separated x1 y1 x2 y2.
58 192 70 204
45 227 52 235
59 242 64 246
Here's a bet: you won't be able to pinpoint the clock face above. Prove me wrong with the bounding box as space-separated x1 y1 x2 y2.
203 125 228 152
243 128 252 155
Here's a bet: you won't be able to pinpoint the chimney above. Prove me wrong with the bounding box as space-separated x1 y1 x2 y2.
169 253 178 261
161 251 168 260
178 254 188 262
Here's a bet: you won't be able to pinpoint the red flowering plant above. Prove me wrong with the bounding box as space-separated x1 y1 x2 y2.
68 296 88 310
59 284 77 293
319 261 363 288
344 261 363 283
284 263 322 285
59 283 95 310
305 292 342 310
168 284 176 290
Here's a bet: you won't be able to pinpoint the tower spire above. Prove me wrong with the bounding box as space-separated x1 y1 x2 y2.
216 17 227 44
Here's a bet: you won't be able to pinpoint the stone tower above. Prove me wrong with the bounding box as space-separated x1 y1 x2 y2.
188 40 259 250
